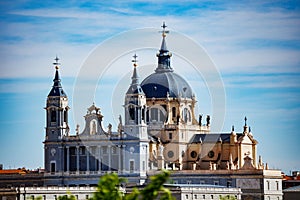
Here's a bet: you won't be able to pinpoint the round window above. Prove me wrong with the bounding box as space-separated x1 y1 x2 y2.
208 150 214 158
167 151 174 158
190 151 197 158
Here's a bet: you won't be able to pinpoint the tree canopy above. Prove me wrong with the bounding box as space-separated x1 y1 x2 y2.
91 170 174 200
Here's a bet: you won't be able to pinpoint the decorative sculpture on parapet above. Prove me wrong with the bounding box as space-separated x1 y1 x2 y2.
107 123 112 135
76 124 80 135
206 115 210 126
241 156 255 170
157 138 165 170
157 138 164 157
199 114 203 126
117 115 123 134
258 155 264 169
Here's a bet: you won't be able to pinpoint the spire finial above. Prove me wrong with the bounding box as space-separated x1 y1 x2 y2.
160 22 169 38
53 55 60 70
132 53 138 67
244 116 247 126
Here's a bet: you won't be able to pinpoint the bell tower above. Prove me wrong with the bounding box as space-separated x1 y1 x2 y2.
124 54 148 139
44 56 69 173
123 54 149 180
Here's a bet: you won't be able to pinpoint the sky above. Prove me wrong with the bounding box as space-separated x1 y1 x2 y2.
0 0 299 174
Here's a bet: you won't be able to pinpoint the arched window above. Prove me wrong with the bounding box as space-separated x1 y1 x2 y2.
182 108 191 123
129 106 135 120
51 110 56 122
141 107 145 121
172 107 176 118
149 107 166 123
50 162 56 174
64 110 68 122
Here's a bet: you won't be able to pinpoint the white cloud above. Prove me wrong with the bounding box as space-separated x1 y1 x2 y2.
1 4 299 80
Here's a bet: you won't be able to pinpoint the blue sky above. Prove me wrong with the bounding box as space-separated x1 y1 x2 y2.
0 0 299 173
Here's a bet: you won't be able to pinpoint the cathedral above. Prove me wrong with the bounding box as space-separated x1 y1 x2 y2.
43 23 282 200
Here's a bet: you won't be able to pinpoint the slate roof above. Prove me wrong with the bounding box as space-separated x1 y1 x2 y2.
141 71 193 98
190 133 243 143
284 185 300 192
48 69 67 97
126 67 144 95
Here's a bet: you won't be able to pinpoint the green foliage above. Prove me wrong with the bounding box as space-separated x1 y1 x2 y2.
92 173 126 200
27 196 42 200
139 170 174 200
219 195 237 200
91 170 174 200
58 193 76 200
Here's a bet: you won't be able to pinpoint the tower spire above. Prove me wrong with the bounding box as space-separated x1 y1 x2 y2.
131 53 139 85
48 56 67 97
155 22 173 73
126 54 144 95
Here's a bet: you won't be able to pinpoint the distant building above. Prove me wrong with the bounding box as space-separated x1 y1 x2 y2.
283 185 300 200
0 169 44 188
126 184 242 200
0 184 242 200
282 171 300 190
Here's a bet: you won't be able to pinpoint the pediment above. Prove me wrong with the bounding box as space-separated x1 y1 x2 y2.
238 133 257 144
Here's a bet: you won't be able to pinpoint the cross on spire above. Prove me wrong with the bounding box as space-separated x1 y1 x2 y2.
53 55 61 70
132 53 138 67
160 21 169 37
244 116 247 126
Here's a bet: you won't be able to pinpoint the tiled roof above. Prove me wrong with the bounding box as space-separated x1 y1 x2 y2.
0 169 27 174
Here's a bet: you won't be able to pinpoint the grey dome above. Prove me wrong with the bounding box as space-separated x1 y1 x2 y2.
141 71 193 99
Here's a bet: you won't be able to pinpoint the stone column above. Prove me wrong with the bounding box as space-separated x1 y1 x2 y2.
86 146 90 173
76 146 80 173
108 145 111 171
58 146 63 173
98 146 101 172
66 146 70 172
118 145 121 173
122 145 126 172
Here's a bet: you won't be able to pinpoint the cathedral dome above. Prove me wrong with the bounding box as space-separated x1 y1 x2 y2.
141 71 193 99
141 22 193 99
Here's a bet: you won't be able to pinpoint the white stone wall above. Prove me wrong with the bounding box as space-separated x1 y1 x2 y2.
19 187 96 200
